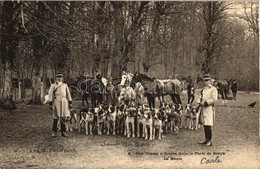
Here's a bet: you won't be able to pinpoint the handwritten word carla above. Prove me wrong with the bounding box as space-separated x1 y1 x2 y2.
201 156 222 164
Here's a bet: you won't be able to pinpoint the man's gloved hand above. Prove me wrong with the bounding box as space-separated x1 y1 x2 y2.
198 102 203 107
69 101 73 109
49 102 53 110
204 101 209 107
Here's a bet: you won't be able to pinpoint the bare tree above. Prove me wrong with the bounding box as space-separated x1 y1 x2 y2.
0 1 22 109
199 2 230 74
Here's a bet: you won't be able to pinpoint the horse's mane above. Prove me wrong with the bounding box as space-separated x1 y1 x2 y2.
134 73 154 82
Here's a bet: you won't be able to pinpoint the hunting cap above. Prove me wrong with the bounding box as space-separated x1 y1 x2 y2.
56 72 63 77
203 74 211 80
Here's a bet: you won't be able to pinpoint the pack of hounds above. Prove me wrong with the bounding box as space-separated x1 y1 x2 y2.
65 102 201 140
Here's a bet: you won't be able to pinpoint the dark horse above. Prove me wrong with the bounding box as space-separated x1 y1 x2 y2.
80 75 106 107
214 80 230 101
131 72 164 108
196 74 230 101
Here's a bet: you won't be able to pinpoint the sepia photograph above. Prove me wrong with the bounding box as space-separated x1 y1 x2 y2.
0 1 259 168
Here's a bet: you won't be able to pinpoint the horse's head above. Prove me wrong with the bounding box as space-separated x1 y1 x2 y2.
120 73 133 87
132 72 154 83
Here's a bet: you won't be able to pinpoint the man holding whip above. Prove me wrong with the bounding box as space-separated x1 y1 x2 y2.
198 74 218 147
47 72 73 138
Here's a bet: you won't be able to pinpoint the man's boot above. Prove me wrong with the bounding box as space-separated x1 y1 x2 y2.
52 118 58 138
60 118 68 137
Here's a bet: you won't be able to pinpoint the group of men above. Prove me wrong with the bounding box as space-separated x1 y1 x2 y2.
46 72 219 147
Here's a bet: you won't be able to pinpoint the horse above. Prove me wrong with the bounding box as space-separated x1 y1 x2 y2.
162 78 183 105
131 72 164 108
195 74 230 104
214 80 230 102
80 75 106 107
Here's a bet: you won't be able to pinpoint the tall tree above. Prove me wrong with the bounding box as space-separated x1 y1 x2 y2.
110 2 149 77
199 2 230 74
0 1 22 109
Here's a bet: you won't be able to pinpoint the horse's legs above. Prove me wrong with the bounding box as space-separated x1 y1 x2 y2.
188 94 191 104
91 95 95 107
98 94 103 106
82 93 89 106
224 90 228 99
234 90 237 100
147 96 152 108
162 95 165 104
157 96 162 107
175 94 182 105
224 91 228 105
82 94 85 106
188 94 194 104
170 94 177 105
220 91 227 106
152 97 155 108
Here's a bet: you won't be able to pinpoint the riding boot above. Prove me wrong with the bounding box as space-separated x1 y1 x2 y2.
60 119 68 137
190 95 194 104
52 118 58 137
204 125 212 146
52 118 58 133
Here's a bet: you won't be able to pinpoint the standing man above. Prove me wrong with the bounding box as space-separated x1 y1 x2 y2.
31 72 42 104
105 77 117 106
187 82 195 104
198 74 218 147
48 72 73 137
231 79 238 100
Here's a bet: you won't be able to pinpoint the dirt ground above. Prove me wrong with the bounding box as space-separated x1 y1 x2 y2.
0 92 259 169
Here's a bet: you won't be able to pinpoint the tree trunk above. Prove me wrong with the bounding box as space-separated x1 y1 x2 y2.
111 2 124 78
1 65 16 110
29 74 42 105
0 1 19 110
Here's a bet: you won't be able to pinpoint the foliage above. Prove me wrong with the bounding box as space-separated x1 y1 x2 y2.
0 1 258 93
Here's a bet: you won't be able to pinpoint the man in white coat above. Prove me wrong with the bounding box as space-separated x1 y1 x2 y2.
48 73 72 137
198 74 218 147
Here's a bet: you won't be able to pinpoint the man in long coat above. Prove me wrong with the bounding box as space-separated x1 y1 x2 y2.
48 73 72 137
198 74 218 147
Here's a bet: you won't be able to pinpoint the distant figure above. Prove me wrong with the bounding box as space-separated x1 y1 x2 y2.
105 77 117 105
31 72 42 104
231 79 238 100
187 82 195 104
